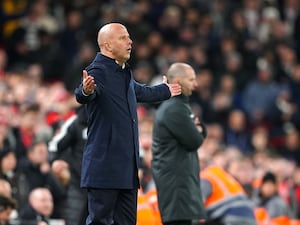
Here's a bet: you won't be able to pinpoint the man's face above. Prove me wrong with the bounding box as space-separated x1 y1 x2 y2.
29 143 48 165
261 181 277 197
109 26 132 64
179 68 197 96
31 191 53 217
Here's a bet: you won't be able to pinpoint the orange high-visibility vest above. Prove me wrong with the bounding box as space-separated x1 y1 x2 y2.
137 189 157 225
200 165 245 208
290 219 300 225
254 207 272 225
271 215 290 225
145 188 162 225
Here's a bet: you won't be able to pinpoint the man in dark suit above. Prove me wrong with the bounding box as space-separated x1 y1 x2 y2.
74 23 181 225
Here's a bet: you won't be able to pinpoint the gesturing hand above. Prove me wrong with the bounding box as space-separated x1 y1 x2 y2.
82 70 97 95
162 76 182 97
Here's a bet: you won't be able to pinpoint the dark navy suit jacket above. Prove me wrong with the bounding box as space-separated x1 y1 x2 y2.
75 53 171 189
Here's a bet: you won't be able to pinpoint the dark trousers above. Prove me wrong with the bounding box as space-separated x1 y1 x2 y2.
163 221 192 225
86 188 137 225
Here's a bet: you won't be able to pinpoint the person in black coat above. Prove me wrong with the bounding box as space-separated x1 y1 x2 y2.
74 22 181 225
151 63 207 225
16 141 66 214
48 105 88 225
19 188 54 225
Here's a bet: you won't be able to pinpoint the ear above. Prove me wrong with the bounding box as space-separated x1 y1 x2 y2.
104 42 112 52
173 76 181 85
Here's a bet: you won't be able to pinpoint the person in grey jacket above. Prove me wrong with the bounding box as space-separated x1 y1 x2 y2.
252 171 292 219
151 63 207 225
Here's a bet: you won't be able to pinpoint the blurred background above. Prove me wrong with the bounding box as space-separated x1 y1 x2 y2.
1 0 300 225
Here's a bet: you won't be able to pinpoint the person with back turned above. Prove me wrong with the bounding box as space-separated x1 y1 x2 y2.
151 63 207 225
74 22 181 225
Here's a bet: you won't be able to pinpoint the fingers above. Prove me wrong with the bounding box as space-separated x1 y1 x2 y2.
162 75 167 83
83 70 88 79
169 83 181 96
82 70 96 95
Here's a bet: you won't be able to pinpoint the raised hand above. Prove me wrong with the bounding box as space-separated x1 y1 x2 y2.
162 76 182 97
82 70 97 95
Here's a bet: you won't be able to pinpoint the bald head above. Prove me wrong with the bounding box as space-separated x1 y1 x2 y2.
96 23 132 64
97 23 126 49
166 63 197 96
166 63 194 83
29 188 53 217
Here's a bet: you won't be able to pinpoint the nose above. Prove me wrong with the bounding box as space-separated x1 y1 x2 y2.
194 80 198 88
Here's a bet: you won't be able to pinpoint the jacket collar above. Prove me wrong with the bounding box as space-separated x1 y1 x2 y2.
94 53 131 72
174 94 189 103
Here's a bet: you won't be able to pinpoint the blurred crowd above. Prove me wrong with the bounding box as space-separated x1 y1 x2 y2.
0 0 300 224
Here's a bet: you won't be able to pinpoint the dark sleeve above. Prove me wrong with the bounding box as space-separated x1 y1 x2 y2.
74 84 97 104
134 81 171 103
163 105 206 151
45 173 67 199
48 116 77 156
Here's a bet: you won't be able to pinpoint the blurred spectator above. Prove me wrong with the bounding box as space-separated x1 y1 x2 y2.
250 126 273 154
258 6 281 44
205 123 224 147
19 187 54 225
138 115 156 193
242 0 262 38
242 62 281 127
252 171 292 221
50 159 70 220
200 164 257 225
279 0 299 30
18 0 59 52
0 194 17 225
277 128 300 166
275 42 298 83
227 155 256 196
273 64 300 130
11 103 40 161
0 149 18 200
17 141 66 213
224 109 252 154
48 106 87 225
